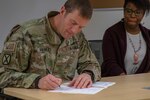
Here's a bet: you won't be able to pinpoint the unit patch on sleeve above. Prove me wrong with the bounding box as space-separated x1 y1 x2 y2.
2 54 11 65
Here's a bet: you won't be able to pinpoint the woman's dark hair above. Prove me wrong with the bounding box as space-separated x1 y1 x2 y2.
123 0 150 15
64 0 93 19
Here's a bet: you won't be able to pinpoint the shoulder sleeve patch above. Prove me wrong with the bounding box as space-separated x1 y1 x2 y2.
2 54 11 65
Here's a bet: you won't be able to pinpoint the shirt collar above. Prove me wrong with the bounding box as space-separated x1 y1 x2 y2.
45 11 62 45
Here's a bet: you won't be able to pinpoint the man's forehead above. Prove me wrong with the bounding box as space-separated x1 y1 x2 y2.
68 10 89 26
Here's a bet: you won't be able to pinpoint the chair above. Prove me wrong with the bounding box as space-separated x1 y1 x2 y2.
88 40 103 65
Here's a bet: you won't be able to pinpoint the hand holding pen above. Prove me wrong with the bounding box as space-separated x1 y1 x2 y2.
40 55 62 90
37 67 62 90
38 74 62 90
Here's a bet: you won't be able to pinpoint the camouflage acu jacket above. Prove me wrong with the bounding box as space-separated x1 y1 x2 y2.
0 11 101 88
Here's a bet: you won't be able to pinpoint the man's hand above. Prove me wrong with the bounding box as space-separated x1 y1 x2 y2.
69 73 93 89
38 74 62 90
120 73 125 76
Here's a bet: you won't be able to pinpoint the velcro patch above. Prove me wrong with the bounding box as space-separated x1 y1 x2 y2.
4 42 16 52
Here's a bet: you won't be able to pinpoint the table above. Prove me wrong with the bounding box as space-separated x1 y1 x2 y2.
4 73 150 100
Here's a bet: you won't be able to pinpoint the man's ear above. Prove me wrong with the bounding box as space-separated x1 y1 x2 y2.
60 6 66 15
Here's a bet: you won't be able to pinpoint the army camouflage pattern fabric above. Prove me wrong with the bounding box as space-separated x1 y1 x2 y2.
0 11 101 88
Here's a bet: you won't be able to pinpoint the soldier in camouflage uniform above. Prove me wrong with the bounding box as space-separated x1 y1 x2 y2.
0 0 101 90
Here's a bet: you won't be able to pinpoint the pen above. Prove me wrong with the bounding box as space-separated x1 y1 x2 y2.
44 57 61 87
46 68 61 87
46 68 51 74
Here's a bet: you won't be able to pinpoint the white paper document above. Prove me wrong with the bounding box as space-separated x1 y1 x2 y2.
48 82 115 94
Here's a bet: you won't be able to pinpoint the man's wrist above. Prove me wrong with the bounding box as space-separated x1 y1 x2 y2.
82 70 94 82
34 76 41 89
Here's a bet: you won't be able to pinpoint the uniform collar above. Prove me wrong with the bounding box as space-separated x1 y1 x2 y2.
45 11 62 45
